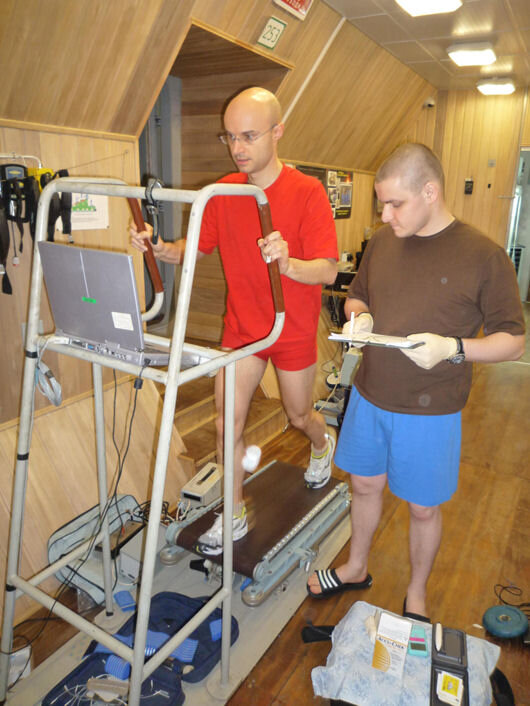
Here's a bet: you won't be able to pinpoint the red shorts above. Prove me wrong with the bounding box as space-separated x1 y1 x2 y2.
222 331 317 371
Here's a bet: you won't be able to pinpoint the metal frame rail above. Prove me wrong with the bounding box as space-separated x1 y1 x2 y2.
0 177 285 705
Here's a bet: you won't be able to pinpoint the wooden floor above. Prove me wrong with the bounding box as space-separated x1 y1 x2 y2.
8 306 529 705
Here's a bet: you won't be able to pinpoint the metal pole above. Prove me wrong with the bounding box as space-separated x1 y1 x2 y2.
92 363 114 614
0 189 52 701
221 361 236 686
127 186 209 706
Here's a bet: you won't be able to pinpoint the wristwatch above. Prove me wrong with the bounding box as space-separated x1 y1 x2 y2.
447 336 465 364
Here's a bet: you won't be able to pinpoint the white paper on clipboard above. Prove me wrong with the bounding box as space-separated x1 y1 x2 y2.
329 332 425 349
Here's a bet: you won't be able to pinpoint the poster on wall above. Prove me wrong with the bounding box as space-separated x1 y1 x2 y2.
57 193 109 231
273 0 314 21
329 169 353 219
293 164 353 220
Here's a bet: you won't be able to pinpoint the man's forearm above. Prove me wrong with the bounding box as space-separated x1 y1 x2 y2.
284 257 337 285
152 238 204 265
463 331 525 363
344 297 370 319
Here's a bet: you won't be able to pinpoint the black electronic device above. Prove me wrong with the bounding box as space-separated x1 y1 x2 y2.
332 269 355 291
430 624 469 706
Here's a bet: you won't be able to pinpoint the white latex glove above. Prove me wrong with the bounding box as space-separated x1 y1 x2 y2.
401 333 458 370
342 313 374 348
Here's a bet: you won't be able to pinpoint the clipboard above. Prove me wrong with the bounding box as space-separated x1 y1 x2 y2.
329 332 425 349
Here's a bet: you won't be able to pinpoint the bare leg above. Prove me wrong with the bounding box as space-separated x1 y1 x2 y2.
275 363 328 452
307 473 386 594
215 354 268 508
405 502 442 617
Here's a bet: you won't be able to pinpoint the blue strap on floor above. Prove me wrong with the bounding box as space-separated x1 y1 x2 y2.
209 618 222 642
172 638 198 663
114 590 136 612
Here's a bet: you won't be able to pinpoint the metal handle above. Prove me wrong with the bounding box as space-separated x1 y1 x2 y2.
256 202 285 314
127 197 164 295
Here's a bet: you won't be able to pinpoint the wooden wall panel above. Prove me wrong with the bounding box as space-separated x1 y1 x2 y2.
0 0 338 138
278 21 436 172
0 125 140 424
191 0 342 110
440 89 525 246
519 89 530 146
403 102 438 151
0 0 195 137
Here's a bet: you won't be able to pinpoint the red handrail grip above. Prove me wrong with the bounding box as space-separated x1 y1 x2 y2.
256 202 285 314
127 197 164 295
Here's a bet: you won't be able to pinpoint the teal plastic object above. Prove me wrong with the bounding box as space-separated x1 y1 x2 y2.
483 605 528 638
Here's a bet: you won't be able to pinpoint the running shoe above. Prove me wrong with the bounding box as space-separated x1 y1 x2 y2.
304 430 336 489
196 508 248 556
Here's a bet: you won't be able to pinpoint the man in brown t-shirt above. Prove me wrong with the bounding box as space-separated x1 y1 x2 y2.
307 143 525 620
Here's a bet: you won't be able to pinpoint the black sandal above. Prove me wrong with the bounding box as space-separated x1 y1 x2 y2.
403 597 431 623
307 569 373 599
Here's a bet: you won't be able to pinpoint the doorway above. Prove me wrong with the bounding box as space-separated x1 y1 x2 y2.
507 148 530 302
138 23 290 340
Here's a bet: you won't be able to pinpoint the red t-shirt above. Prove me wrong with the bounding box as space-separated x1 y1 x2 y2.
199 165 338 347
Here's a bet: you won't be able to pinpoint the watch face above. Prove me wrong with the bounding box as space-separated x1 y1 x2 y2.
448 353 466 364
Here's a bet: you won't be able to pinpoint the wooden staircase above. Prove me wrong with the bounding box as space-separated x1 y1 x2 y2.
162 374 287 475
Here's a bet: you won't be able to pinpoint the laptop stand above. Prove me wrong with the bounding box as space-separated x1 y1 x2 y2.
0 177 285 706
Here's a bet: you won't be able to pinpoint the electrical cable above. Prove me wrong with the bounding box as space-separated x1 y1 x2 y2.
319 341 343 375
314 380 339 415
4 635 32 691
35 336 62 406
494 582 530 619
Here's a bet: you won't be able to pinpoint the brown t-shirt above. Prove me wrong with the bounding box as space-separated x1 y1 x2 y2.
348 220 525 414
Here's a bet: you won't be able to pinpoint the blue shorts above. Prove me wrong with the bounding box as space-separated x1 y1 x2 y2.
335 388 461 507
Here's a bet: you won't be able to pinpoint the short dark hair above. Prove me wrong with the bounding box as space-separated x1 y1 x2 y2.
375 143 445 195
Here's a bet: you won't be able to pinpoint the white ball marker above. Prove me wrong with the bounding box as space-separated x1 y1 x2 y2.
242 445 261 472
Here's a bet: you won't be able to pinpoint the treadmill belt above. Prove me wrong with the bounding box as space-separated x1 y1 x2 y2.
177 461 342 578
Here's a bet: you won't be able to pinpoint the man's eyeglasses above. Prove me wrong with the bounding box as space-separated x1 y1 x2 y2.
218 124 277 146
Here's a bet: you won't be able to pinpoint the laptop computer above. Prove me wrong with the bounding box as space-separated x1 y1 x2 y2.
38 241 170 367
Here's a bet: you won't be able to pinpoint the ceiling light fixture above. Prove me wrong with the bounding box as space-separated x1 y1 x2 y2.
447 42 496 66
476 79 515 95
395 0 462 16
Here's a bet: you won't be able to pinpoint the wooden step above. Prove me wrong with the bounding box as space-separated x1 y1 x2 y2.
180 395 286 470
153 375 216 436
174 376 216 435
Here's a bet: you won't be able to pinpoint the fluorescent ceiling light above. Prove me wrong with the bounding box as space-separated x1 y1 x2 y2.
395 0 462 16
447 42 496 66
477 79 515 95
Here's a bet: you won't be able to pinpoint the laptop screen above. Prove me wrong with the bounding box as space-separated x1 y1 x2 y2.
38 241 146 353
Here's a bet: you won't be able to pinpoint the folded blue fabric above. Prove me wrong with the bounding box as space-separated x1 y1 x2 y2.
114 590 136 612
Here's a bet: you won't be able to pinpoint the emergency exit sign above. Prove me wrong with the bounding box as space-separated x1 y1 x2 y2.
257 16 286 50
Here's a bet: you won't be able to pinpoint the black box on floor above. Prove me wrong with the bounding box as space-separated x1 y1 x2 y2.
430 626 469 706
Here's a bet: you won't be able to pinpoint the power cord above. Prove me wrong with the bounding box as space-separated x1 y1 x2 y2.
314 380 340 415
35 337 63 406
494 582 530 619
